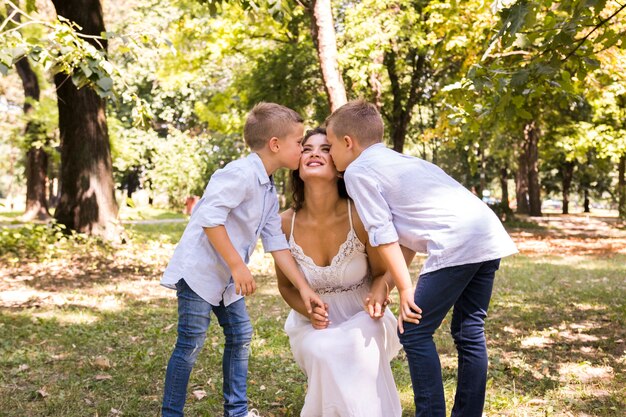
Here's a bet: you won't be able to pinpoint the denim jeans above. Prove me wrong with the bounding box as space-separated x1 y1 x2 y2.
162 279 253 417
399 259 501 417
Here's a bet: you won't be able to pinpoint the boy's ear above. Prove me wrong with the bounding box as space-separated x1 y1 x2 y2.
269 137 280 152
343 135 354 150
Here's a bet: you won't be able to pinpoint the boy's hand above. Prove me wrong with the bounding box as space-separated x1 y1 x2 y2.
299 286 325 315
397 287 422 334
364 279 390 319
232 264 256 296
309 303 330 329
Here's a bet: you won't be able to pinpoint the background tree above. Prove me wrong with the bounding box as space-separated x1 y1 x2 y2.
50 0 119 239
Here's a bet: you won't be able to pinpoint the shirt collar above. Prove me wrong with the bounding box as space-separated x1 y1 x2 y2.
247 152 271 185
354 142 386 164
362 142 386 155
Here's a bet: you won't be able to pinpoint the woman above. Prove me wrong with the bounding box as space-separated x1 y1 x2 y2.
275 127 402 417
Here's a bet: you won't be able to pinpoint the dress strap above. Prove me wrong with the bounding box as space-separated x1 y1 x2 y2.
290 210 297 240
347 200 354 232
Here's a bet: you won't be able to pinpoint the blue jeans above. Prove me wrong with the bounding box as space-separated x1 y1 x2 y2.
399 259 500 417
162 279 253 417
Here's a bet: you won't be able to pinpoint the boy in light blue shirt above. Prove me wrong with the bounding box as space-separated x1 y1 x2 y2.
325 100 517 417
161 103 323 417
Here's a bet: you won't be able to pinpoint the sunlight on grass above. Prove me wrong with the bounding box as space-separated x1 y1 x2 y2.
31 309 100 325
1 223 624 416
118 206 186 221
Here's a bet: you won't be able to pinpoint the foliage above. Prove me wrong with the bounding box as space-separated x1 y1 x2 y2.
2 0 625 214
0 222 109 260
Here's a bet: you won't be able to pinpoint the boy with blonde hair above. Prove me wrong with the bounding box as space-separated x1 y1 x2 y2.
325 100 517 417
161 103 324 417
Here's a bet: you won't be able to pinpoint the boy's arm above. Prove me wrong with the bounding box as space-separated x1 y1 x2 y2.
204 226 256 296
272 249 325 314
276 261 329 329
377 242 422 334
366 245 416 319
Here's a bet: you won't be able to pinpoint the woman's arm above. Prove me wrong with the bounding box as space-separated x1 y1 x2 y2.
276 210 329 329
352 203 416 319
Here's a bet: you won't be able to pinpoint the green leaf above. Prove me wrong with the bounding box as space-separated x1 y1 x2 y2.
512 95 525 108
511 70 529 87
517 108 533 119
80 63 93 78
25 0 37 13
96 76 113 91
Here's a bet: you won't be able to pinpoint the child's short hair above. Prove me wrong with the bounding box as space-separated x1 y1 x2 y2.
325 100 384 146
244 102 304 150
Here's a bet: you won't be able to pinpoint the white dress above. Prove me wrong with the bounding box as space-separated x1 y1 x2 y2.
284 201 402 417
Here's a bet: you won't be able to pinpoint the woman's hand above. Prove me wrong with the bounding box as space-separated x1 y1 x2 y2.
309 303 330 329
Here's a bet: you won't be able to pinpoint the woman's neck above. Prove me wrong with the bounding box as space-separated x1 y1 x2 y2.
301 181 344 218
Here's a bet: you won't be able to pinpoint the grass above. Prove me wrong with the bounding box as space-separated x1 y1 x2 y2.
0 211 24 224
0 218 624 416
0 206 184 226
118 206 186 222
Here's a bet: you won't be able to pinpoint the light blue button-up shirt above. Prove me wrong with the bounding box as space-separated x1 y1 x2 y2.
161 152 289 306
344 143 518 275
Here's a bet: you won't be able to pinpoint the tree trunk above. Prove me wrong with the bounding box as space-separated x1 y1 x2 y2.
515 144 530 215
7 3 50 221
499 166 512 215
617 154 626 220
309 0 347 111
384 49 425 153
476 145 485 200
15 57 50 221
561 161 574 215
51 0 120 239
583 188 590 213
524 121 542 216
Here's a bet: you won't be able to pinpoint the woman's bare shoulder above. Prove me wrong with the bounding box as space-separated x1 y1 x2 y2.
349 200 369 245
280 208 295 234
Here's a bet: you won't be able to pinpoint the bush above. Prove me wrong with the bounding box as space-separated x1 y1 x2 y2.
0 222 108 260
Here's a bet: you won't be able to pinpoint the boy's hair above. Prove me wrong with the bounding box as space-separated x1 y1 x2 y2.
324 100 384 146
244 102 304 150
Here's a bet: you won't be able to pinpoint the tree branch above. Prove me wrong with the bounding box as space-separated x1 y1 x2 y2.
563 3 626 61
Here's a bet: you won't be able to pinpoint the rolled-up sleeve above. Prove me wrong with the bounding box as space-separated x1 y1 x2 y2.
344 166 399 246
260 196 289 252
196 167 248 228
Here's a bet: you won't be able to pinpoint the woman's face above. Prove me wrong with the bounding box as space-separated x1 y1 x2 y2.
298 133 339 182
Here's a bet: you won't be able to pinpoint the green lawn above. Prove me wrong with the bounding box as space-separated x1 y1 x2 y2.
0 220 624 416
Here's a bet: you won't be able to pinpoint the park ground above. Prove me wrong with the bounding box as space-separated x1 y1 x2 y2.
0 210 624 416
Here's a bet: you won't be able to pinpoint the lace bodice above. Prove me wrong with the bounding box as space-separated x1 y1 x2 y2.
289 201 369 295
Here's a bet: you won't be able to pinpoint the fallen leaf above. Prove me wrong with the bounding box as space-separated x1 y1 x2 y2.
163 323 176 331
37 388 48 398
192 390 206 400
50 353 68 361
94 356 112 370
17 364 30 372
95 374 113 381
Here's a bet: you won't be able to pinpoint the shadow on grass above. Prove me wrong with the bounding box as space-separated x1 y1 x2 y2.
0 286 312 417
483 255 626 415
1 251 625 416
